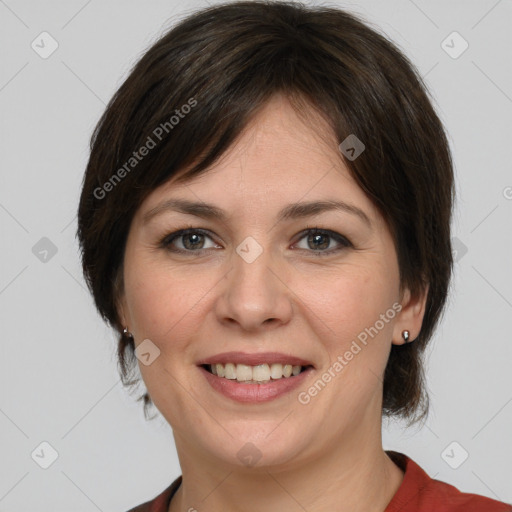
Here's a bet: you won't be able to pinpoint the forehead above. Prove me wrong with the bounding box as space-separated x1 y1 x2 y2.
135 94 379 223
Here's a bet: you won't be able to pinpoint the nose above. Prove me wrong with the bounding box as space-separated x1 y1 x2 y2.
215 243 293 332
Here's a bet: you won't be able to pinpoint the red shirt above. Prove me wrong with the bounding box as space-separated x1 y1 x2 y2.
126 451 512 511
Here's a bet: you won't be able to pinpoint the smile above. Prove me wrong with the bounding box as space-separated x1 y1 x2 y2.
204 362 311 383
198 364 315 403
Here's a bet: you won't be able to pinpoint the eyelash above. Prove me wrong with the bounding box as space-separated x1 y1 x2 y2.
158 225 352 256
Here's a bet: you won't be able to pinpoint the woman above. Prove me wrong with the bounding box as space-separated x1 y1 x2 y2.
76 2 511 511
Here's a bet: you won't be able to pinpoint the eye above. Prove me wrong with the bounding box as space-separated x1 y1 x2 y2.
159 226 352 255
293 228 352 255
160 228 219 253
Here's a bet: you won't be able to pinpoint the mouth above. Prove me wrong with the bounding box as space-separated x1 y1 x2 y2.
200 363 315 384
198 361 315 403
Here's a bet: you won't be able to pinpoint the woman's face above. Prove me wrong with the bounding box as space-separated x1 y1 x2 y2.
118 95 426 470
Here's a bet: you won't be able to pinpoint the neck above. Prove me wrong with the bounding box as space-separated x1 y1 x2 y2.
168 414 404 512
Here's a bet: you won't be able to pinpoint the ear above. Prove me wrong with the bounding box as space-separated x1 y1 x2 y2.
113 268 129 330
116 294 128 330
392 283 429 345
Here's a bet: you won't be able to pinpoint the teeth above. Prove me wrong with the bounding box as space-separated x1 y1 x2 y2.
236 364 253 382
207 363 304 382
224 363 236 380
215 363 225 378
270 363 283 379
253 364 271 381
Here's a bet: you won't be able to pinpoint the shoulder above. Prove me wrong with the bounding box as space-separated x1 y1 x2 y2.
385 451 511 512
125 476 182 512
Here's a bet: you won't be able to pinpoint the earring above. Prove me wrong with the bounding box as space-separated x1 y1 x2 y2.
402 330 411 343
123 327 133 338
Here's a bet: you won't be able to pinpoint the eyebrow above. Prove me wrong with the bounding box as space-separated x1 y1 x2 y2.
142 198 372 228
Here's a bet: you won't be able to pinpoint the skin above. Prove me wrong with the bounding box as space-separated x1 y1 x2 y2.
118 94 428 512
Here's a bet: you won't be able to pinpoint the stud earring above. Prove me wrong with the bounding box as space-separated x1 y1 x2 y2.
123 327 133 338
402 330 411 343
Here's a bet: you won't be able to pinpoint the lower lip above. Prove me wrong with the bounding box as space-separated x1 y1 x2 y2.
198 365 314 403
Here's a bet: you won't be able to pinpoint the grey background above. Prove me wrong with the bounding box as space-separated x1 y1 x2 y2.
1 0 511 510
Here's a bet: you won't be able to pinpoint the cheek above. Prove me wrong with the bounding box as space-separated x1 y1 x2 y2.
123 250 179 337
307 266 399 411
124 254 217 349
305 263 397 353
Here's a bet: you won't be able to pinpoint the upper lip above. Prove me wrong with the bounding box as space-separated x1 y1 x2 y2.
197 352 314 368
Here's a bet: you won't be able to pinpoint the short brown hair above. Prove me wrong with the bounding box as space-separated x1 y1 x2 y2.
77 0 454 426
